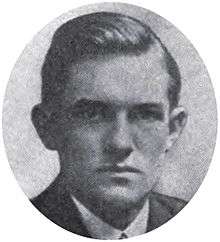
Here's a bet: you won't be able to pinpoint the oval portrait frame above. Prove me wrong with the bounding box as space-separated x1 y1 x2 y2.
2 2 217 239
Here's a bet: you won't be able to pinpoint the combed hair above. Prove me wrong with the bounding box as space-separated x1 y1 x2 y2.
41 12 181 111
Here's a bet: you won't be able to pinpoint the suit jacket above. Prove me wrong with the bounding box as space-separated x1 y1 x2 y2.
31 177 187 238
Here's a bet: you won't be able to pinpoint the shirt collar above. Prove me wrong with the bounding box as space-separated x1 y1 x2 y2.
72 196 149 239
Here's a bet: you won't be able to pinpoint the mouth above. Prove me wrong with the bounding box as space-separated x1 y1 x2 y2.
97 165 141 174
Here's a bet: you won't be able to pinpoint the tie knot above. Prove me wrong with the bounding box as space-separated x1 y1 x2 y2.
119 232 128 239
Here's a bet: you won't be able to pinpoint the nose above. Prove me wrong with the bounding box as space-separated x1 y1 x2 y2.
104 111 133 161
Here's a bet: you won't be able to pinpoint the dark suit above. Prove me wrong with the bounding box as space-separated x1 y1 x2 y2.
31 176 187 238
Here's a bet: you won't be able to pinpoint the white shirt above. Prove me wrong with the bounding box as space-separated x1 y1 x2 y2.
72 196 149 239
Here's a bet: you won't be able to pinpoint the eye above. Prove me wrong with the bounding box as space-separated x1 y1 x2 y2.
128 105 164 123
65 101 111 123
77 105 103 121
129 110 155 122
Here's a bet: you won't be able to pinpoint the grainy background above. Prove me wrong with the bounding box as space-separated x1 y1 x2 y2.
2 3 217 200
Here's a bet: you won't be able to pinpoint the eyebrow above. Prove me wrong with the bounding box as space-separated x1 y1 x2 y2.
131 102 164 112
71 98 164 111
71 99 109 108
131 102 165 120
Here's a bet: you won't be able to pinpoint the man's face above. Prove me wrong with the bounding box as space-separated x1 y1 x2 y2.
53 47 171 206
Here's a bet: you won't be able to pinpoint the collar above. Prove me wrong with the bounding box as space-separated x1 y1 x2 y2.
72 196 149 239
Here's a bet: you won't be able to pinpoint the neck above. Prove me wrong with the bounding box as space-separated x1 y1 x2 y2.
73 189 148 230
57 171 149 230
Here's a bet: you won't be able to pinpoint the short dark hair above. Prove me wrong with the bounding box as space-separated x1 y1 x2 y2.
41 12 181 112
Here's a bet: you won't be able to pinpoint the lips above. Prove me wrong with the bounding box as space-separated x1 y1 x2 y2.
97 165 141 174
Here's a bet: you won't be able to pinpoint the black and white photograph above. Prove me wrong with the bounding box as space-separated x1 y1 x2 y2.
1 1 218 241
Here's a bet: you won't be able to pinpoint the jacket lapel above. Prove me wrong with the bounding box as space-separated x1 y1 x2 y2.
147 192 180 232
32 177 186 237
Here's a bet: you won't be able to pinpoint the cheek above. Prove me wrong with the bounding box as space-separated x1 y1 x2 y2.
133 122 168 157
59 125 105 162
58 129 102 182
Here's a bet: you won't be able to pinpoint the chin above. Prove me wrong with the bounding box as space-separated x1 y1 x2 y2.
96 185 148 209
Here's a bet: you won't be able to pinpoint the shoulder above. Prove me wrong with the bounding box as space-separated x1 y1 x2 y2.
30 179 77 231
31 180 58 211
30 178 90 237
150 192 187 213
31 187 55 213
30 177 70 218
147 192 188 232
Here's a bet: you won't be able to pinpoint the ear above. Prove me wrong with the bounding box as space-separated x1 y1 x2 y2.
166 106 187 151
31 104 57 150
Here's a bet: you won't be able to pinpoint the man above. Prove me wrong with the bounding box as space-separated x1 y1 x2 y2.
31 12 188 239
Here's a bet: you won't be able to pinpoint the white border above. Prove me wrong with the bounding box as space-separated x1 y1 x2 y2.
0 1 219 242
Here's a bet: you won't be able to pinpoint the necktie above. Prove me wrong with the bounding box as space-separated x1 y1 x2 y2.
119 232 128 239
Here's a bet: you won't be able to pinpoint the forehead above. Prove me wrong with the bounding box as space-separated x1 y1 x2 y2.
61 46 170 108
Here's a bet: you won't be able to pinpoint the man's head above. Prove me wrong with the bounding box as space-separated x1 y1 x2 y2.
32 12 187 209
